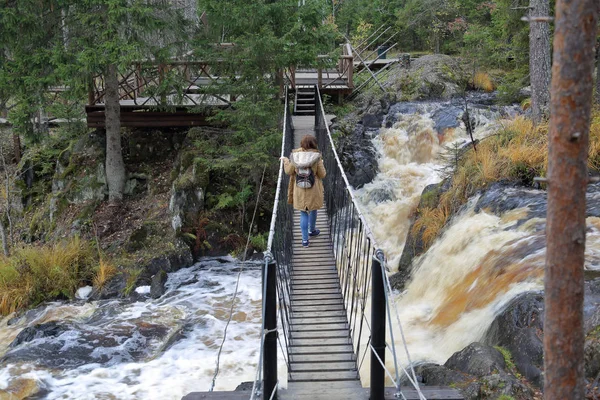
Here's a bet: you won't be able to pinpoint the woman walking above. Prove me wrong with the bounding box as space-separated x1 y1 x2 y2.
282 135 326 247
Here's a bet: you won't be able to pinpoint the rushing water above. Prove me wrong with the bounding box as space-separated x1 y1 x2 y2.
0 257 266 399
354 96 600 369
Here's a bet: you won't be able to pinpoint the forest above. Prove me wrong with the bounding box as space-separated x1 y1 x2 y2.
0 0 599 399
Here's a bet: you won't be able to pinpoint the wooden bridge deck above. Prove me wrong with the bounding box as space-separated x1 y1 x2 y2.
286 115 361 392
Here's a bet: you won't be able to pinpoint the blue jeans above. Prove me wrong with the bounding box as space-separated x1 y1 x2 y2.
299 210 317 242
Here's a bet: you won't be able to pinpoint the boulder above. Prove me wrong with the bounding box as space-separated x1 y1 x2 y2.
444 342 506 377
9 321 69 348
335 123 379 189
388 55 469 100
393 180 451 289
483 292 544 387
150 270 168 299
478 373 534 399
0 378 42 400
400 363 474 387
3 321 176 369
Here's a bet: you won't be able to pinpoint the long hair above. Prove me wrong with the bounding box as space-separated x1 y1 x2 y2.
300 135 318 150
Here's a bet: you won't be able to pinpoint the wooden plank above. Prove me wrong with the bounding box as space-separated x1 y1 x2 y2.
291 309 346 317
291 290 342 297
292 263 337 269
289 352 356 363
291 337 351 347
291 298 343 305
292 278 340 285
291 305 346 313
291 316 348 325
291 293 343 300
290 361 357 372
290 329 349 339
182 392 250 400
290 322 348 331
291 298 343 304
289 370 359 382
292 261 336 267
288 344 354 355
292 285 340 291
292 270 338 276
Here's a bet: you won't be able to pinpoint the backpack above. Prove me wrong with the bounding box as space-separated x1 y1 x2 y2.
296 167 315 189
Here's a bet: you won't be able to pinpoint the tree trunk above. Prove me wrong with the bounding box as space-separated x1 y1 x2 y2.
0 219 9 257
544 1 598 399
529 0 552 123
12 132 20 164
104 64 126 203
596 43 600 105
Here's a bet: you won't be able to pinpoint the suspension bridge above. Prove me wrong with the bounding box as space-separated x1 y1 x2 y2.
183 86 463 400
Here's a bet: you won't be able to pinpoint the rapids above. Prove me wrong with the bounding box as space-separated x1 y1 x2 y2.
353 96 600 368
0 257 267 399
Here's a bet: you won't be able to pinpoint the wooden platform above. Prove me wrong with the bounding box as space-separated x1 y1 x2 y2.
85 104 225 128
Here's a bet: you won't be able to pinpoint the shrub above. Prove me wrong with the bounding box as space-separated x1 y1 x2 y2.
473 71 495 92
0 237 97 315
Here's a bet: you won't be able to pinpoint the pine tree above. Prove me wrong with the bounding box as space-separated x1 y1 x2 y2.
528 0 551 123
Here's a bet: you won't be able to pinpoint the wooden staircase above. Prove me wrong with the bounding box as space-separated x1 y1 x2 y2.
294 87 316 116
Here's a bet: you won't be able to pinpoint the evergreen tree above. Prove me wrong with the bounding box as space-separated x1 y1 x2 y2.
54 0 193 202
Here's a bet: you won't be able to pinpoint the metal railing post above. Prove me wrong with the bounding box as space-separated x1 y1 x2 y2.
370 253 386 400
263 259 278 400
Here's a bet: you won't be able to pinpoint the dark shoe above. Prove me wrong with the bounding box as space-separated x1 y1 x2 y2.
309 229 320 237
302 240 309 247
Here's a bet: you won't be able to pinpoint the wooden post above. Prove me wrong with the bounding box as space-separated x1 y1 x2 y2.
347 52 354 89
159 63 166 105
136 63 143 97
88 78 95 105
263 260 278 400
317 67 323 89
544 1 598 399
370 252 385 400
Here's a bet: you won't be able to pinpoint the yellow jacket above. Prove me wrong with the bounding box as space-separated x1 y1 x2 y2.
283 148 326 211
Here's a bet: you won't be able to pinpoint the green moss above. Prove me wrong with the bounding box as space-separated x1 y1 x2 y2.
420 188 440 209
494 346 521 379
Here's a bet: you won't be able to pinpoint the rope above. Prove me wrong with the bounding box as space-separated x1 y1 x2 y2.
209 166 267 392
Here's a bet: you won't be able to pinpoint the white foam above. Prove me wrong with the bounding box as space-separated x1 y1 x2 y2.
135 286 151 295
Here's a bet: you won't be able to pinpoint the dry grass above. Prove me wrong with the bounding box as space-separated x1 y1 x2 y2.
412 112 600 253
411 203 450 248
473 72 495 92
93 258 117 289
0 237 97 315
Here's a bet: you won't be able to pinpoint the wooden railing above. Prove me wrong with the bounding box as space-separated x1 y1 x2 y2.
284 43 354 91
88 60 231 107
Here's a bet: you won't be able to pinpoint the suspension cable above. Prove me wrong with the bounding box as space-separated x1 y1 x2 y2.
209 165 267 392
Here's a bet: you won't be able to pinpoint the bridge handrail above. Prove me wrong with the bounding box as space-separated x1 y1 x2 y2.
314 86 380 253
265 89 291 255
